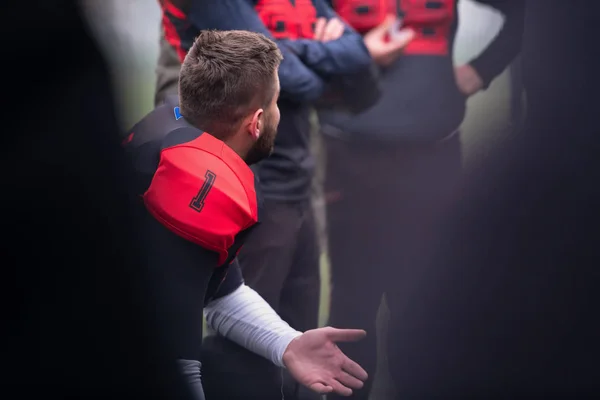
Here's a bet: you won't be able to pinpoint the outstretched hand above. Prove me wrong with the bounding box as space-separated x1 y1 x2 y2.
282 327 368 396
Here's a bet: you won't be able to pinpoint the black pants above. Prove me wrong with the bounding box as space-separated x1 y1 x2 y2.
324 133 462 400
202 199 322 400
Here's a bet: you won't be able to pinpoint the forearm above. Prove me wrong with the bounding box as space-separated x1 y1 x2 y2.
204 284 302 367
283 0 372 76
283 36 372 76
469 0 525 88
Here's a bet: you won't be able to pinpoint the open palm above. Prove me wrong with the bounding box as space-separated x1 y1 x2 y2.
282 327 368 396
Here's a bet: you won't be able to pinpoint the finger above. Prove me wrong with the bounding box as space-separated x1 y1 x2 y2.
322 18 338 41
342 356 369 381
309 382 333 394
330 379 353 397
379 28 415 65
335 370 364 390
387 28 416 50
323 18 344 41
371 14 398 36
324 327 367 342
313 17 326 41
333 19 346 40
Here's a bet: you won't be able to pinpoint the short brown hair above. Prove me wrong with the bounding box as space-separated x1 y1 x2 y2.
178 30 283 139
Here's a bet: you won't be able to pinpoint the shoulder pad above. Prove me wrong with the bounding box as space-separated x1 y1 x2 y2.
143 133 258 264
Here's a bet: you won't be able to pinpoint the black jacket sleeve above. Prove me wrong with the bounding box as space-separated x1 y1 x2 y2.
469 0 526 88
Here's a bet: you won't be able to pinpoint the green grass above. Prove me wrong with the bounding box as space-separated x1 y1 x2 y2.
318 253 331 327
460 68 513 166
114 70 157 131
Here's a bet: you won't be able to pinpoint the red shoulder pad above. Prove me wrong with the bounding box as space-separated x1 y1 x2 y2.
143 133 258 265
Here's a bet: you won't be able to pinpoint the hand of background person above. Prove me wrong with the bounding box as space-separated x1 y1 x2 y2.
454 64 484 96
314 17 345 42
363 15 415 67
282 327 368 396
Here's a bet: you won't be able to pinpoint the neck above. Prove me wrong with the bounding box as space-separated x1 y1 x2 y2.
192 119 249 162
223 135 249 161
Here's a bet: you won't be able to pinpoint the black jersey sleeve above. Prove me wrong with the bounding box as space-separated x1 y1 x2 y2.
208 259 245 303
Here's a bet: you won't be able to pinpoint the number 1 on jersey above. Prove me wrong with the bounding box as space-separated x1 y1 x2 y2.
190 170 217 212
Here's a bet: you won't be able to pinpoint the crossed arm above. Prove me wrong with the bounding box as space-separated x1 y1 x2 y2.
165 0 372 103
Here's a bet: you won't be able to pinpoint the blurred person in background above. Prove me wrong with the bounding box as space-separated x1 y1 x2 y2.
385 0 600 397
152 1 403 398
126 29 369 400
318 1 524 399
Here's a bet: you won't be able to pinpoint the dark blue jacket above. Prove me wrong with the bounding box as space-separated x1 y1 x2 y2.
161 0 373 200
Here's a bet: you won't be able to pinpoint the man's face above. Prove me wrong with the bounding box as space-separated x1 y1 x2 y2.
245 73 281 166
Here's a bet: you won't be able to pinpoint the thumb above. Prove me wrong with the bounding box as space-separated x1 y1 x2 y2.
370 14 398 36
387 28 416 50
324 327 367 342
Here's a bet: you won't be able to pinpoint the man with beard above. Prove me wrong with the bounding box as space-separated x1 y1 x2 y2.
125 30 368 400
155 2 391 398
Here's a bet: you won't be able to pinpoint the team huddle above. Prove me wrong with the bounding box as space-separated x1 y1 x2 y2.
130 1 524 399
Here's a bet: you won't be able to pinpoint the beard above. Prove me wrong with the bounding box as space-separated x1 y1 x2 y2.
244 117 278 166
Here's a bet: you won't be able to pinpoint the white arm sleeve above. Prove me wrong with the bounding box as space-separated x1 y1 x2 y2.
204 284 303 368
